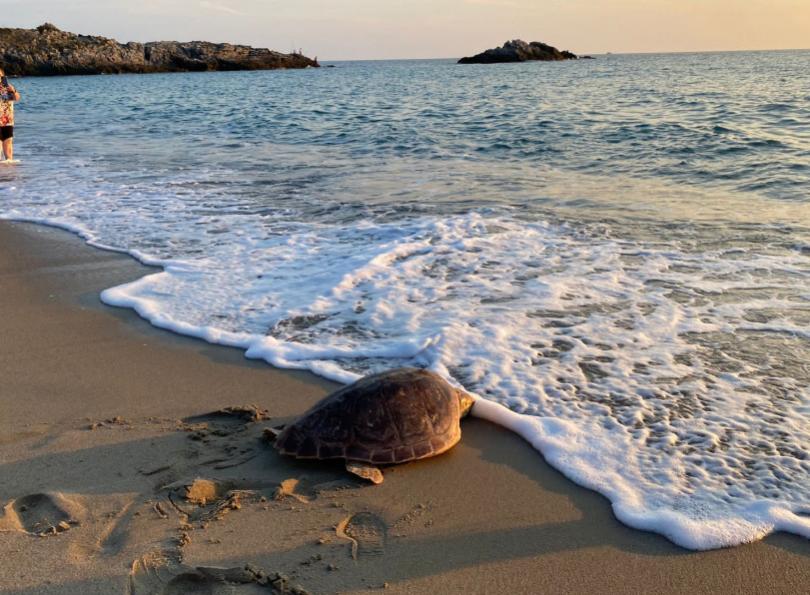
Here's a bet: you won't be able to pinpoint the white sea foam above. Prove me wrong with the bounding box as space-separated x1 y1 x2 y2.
6 183 809 549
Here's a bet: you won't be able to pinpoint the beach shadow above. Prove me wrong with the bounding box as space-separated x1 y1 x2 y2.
1 417 808 594
467 418 809 555
189 417 810 593
459 418 810 566
0 421 345 502
4 576 129 595
766 531 810 557
460 418 687 556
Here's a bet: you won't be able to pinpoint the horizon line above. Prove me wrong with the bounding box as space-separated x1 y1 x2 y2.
322 47 810 62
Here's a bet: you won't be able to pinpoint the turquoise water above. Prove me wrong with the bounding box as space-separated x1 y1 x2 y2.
2 52 810 549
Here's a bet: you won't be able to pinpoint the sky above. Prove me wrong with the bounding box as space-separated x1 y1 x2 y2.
1 0 809 60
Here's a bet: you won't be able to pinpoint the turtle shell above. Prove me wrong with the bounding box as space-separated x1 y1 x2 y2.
275 368 463 465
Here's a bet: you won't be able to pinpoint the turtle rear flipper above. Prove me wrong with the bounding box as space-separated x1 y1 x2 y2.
346 462 384 485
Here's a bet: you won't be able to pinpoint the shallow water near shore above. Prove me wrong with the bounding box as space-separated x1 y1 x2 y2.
2 51 810 550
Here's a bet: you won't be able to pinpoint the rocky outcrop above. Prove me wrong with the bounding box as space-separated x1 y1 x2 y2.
459 40 579 64
0 23 319 76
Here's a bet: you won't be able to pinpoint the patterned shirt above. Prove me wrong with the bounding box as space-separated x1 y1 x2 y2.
0 83 15 127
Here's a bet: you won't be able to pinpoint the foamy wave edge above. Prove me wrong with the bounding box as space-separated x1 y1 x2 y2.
6 215 810 551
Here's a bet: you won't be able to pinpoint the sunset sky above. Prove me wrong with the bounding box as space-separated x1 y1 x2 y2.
2 0 809 59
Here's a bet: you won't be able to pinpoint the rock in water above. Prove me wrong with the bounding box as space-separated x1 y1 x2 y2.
0 24 319 76
459 39 579 64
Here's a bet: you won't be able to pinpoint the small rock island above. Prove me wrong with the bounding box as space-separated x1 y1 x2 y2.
459 39 581 64
0 23 319 76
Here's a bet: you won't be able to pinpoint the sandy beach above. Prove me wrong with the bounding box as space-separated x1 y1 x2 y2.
1 219 808 594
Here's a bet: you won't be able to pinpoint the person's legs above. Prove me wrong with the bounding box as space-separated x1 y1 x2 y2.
1 127 13 160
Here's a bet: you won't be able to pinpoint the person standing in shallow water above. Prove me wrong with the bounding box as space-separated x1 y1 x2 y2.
0 67 21 161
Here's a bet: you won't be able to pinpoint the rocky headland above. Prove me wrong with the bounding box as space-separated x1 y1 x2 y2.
459 39 582 64
0 23 319 76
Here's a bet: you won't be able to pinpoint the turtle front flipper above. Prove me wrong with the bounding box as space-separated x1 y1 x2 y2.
346 462 384 485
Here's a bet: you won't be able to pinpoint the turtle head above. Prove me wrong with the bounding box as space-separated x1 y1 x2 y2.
456 389 475 418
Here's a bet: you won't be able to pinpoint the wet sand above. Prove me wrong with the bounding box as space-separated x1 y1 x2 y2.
1 220 808 594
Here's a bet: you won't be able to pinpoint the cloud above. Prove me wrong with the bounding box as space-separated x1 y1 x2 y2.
199 1 246 16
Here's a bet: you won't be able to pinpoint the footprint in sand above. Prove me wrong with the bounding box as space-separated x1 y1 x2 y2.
336 512 387 560
274 478 314 504
0 492 85 536
129 553 307 594
160 477 259 525
97 498 143 556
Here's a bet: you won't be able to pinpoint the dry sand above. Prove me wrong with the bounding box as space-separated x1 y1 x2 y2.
0 220 808 594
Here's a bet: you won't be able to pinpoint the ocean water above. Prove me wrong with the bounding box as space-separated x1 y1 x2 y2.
2 51 810 550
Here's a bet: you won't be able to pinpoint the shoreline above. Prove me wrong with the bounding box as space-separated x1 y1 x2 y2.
12 215 808 551
1 219 808 594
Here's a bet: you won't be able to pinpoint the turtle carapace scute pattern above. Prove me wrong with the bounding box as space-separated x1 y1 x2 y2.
275 368 475 483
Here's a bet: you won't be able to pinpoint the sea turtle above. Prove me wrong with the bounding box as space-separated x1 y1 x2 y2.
273 368 475 484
